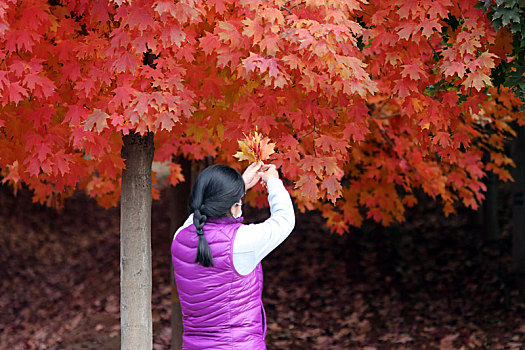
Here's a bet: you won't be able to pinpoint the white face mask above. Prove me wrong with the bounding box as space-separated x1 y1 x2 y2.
233 200 242 219
233 208 242 219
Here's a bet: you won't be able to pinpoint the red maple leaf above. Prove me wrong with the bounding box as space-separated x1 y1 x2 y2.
84 109 109 133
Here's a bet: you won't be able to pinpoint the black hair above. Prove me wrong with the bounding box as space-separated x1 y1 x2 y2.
189 164 245 267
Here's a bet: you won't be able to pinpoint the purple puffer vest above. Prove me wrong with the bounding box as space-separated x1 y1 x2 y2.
171 216 267 350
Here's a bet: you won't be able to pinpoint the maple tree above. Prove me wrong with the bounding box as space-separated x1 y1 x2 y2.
1 0 525 348
2 0 524 241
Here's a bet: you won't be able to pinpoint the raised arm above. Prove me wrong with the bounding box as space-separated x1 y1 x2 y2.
233 165 295 275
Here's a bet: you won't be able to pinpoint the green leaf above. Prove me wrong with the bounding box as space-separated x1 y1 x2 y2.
501 8 520 26
503 0 517 8
492 18 502 31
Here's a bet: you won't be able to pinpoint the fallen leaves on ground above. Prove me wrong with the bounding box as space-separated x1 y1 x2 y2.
0 185 524 349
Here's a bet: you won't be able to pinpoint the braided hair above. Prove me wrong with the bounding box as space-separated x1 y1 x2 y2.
189 164 245 267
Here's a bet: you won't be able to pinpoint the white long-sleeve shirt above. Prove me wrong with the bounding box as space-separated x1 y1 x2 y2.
173 178 295 275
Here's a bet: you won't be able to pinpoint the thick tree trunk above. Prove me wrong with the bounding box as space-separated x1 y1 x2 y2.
170 157 192 350
512 126 525 273
120 131 154 350
483 171 500 242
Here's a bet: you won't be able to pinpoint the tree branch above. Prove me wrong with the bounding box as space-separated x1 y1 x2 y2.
426 39 444 56
313 118 317 157
280 5 293 16
371 112 401 120
378 128 396 148
297 118 318 156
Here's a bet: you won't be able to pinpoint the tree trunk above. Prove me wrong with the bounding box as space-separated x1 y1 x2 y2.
512 126 525 274
120 131 154 350
483 171 500 242
170 157 193 350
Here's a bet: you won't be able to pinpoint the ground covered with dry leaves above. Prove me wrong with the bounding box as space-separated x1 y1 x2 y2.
1 184 524 349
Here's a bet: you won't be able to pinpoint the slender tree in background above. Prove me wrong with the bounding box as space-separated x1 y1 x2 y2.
482 0 525 272
482 171 500 242
0 0 524 348
168 157 192 350
512 126 525 273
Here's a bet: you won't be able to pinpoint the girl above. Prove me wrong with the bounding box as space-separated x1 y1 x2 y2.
171 162 295 349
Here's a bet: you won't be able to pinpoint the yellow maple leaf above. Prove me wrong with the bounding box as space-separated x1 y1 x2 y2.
233 129 275 163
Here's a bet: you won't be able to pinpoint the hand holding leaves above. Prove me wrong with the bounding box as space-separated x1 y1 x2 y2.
242 161 263 190
258 163 279 183
242 162 279 190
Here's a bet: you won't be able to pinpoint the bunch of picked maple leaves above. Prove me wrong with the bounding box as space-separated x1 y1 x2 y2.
233 129 275 164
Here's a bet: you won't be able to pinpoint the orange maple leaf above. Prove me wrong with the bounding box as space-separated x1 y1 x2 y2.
462 71 492 91
233 129 275 163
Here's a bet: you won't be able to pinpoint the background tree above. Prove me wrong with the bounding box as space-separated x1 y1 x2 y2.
480 0 525 272
0 0 524 348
